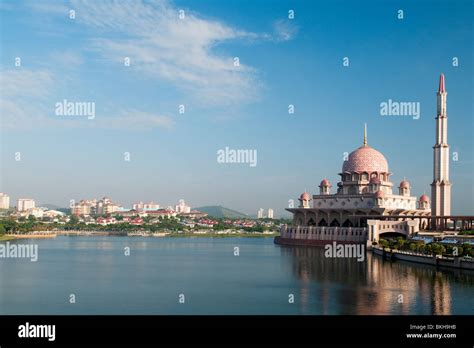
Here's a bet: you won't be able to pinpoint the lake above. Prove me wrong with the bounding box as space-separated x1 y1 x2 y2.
0 236 472 315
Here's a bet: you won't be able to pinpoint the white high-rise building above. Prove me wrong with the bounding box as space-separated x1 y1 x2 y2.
431 74 451 229
134 201 160 211
133 202 145 211
17 198 35 211
0 193 10 209
175 200 191 214
144 202 160 210
257 208 264 219
267 208 274 219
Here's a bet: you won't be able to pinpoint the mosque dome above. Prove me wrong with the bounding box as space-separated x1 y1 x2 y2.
342 145 389 174
319 179 331 187
342 124 389 174
399 180 410 189
419 194 430 202
300 192 310 201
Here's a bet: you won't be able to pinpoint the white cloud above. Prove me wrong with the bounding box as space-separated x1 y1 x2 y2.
91 110 174 131
273 20 298 42
49 51 84 67
43 0 264 106
0 68 173 131
1 69 54 99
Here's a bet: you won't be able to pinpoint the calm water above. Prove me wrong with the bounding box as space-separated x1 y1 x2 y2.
0 236 472 315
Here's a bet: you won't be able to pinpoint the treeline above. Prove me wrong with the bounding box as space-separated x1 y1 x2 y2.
377 237 473 257
0 216 284 234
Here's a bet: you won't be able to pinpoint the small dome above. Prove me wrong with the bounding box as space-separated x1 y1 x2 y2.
300 192 310 201
319 179 331 187
374 190 385 198
399 180 410 189
419 194 429 202
369 177 381 184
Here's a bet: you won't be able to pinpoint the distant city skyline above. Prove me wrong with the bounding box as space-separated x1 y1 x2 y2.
1 0 472 217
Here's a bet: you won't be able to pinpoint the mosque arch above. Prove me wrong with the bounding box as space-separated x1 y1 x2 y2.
342 219 353 227
330 219 340 227
318 218 328 227
307 218 316 226
296 216 304 225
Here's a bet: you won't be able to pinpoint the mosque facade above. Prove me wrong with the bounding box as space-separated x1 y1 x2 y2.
277 74 451 246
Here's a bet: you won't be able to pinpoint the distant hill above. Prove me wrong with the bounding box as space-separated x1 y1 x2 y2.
193 206 249 219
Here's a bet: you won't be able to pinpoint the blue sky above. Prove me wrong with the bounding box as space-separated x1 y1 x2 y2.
0 0 472 216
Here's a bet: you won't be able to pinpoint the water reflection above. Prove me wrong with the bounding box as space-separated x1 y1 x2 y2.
280 246 474 315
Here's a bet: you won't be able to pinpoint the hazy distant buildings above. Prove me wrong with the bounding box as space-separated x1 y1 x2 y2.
268 208 274 219
72 199 96 216
0 193 10 209
17 198 35 211
175 200 191 214
258 208 274 219
72 197 121 216
133 201 160 211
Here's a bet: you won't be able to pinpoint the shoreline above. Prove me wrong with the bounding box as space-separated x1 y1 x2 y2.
372 246 474 270
0 235 16 241
1 231 278 240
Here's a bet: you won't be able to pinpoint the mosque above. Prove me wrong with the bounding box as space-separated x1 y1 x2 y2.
277 74 451 246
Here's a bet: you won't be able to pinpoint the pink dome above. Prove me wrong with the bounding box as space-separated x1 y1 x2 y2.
300 192 310 201
342 146 389 174
399 180 410 189
374 190 385 198
369 177 381 184
419 194 429 202
319 179 331 187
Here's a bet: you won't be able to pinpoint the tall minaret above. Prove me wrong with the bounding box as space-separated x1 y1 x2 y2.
431 73 451 223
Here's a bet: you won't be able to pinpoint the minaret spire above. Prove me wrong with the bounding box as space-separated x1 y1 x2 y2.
438 73 445 93
363 123 368 146
431 73 451 229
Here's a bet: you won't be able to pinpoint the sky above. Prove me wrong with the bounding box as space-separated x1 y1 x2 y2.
0 0 473 217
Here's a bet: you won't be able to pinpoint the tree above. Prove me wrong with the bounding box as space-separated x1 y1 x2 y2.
379 239 389 249
430 243 445 255
68 215 79 225
418 244 426 253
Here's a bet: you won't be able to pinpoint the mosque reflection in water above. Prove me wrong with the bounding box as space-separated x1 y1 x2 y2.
280 246 474 315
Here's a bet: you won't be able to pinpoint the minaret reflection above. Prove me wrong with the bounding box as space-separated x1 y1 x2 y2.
281 246 455 315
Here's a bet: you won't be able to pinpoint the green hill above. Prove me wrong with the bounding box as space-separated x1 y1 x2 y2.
193 206 249 219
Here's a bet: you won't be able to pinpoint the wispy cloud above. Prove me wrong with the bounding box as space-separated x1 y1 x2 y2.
33 0 267 106
0 68 173 131
49 51 84 67
273 20 298 42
